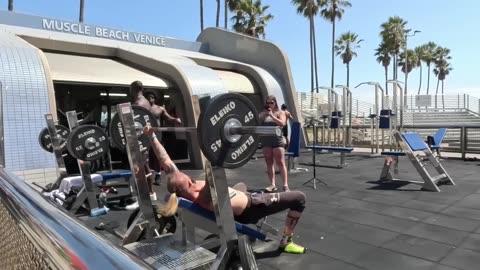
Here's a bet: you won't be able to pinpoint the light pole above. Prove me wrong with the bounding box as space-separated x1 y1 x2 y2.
355 82 386 116
387 80 404 131
355 82 387 154
335 85 352 147
318 86 336 145
404 29 421 99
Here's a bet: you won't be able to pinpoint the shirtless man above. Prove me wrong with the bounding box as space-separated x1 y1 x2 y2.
128 81 156 209
145 91 182 126
144 125 307 254
144 91 182 185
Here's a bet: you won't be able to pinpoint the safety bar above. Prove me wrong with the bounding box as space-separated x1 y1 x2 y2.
0 167 152 270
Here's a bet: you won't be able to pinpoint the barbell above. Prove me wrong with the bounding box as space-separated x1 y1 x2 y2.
110 93 282 168
38 93 281 168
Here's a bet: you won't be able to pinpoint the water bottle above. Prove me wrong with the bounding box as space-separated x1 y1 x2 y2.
90 206 108 217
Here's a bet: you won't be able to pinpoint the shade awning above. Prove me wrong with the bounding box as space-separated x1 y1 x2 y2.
214 70 255 94
43 52 170 88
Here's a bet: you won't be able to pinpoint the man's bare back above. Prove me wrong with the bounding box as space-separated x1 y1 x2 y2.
135 96 151 110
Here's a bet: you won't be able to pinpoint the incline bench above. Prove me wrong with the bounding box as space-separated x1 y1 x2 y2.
379 131 454 192
178 197 278 241
304 145 354 168
427 128 447 157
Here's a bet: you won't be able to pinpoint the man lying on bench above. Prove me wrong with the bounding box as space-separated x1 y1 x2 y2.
144 125 307 254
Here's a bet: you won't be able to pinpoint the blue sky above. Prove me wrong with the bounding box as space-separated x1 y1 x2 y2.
2 0 479 97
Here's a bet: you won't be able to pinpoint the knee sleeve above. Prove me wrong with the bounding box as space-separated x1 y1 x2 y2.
289 191 306 213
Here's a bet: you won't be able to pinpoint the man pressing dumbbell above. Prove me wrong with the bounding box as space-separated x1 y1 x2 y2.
144 124 307 254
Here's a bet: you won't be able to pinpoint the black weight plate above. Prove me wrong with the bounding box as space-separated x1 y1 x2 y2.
238 235 258 270
67 125 109 161
110 105 158 153
198 93 259 169
38 125 70 153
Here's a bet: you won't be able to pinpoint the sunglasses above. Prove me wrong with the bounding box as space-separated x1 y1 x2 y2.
266 102 275 105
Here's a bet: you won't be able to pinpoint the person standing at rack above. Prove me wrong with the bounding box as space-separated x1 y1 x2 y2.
259 95 289 192
145 91 182 186
128 81 156 209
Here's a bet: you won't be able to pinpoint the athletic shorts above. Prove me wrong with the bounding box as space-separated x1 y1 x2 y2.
235 191 306 224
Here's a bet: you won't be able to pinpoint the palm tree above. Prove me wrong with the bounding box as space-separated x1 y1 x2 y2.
231 0 273 39
216 0 221 27
334 31 363 88
291 0 320 94
79 0 85 23
320 0 352 89
435 46 452 63
291 0 322 94
200 0 204 31
225 0 228 28
226 0 242 29
380 16 408 80
398 49 418 76
433 46 452 95
8 0 13 11
422 42 437 94
414 45 425 95
433 60 453 109
375 42 391 95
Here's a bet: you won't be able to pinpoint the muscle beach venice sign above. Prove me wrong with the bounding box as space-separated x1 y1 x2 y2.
42 19 167 46
0 10 203 51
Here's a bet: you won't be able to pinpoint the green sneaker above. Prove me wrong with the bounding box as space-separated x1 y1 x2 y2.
282 242 306 254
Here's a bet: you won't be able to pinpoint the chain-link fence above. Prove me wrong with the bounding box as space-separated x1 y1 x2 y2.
0 168 151 270
0 199 52 270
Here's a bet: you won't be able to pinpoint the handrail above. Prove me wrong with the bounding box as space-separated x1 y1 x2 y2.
0 167 152 270
338 123 480 129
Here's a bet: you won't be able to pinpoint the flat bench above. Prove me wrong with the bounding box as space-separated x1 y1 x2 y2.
177 197 270 241
304 145 354 168
100 171 132 181
57 170 131 194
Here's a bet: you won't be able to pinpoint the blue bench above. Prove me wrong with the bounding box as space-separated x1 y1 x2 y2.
427 128 447 156
175 196 281 243
285 122 308 173
379 131 454 192
100 170 132 181
304 145 354 168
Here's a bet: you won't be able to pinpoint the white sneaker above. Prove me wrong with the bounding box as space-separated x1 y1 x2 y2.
125 201 139 211
150 192 157 201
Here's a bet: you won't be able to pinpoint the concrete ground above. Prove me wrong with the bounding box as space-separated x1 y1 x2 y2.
78 149 480 270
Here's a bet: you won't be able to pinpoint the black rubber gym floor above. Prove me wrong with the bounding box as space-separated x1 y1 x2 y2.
80 150 480 270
